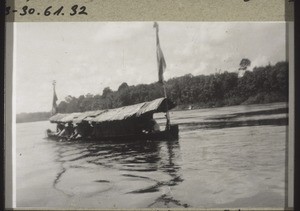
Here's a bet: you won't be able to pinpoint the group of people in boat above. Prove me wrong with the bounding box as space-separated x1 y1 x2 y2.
52 117 161 140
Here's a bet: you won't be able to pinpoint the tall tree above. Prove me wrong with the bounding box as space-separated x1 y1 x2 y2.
239 58 251 70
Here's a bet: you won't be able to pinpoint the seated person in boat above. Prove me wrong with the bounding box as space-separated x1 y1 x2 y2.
50 123 64 136
69 127 79 140
58 122 74 138
70 121 93 139
56 123 65 133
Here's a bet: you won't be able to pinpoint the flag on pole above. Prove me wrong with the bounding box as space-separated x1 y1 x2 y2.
52 81 58 115
153 22 166 83
153 22 171 128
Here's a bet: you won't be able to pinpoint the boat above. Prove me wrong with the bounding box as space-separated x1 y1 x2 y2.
46 97 179 142
47 23 179 142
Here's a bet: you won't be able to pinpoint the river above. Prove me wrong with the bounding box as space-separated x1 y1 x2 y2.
16 102 288 209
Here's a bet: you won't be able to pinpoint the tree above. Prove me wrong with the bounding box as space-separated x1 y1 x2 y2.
102 87 113 98
118 82 129 91
57 101 68 113
239 58 251 70
54 61 288 113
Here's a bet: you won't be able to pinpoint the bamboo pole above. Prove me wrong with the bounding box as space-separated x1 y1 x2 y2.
154 22 170 130
163 82 170 130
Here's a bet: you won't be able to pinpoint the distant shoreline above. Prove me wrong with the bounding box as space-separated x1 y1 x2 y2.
18 61 288 124
16 100 288 124
173 100 289 111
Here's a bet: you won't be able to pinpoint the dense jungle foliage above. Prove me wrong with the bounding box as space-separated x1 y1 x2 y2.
17 61 288 123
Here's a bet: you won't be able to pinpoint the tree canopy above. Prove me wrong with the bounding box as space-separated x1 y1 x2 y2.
239 58 251 70
16 61 288 123
55 61 288 113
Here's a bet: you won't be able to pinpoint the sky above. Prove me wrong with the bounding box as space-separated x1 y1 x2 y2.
14 22 287 114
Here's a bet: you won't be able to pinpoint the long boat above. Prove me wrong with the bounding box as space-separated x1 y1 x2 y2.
47 23 179 142
46 97 179 142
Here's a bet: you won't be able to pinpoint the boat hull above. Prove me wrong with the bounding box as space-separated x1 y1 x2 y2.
46 124 179 142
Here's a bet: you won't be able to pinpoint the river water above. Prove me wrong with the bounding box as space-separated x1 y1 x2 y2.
16 102 288 209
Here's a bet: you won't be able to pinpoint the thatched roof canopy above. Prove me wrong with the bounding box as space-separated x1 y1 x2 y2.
73 110 106 124
49 97 176 124
49 113 69 123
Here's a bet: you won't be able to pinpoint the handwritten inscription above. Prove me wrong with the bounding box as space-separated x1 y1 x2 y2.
4 0 293 21
5 5 88 17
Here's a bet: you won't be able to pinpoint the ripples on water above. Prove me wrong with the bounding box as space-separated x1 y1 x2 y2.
16 102 288 208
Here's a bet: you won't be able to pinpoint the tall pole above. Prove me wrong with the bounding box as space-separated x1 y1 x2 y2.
52 80 56 92
52 80 57 115
52 80 56 103
154 22 170 129
163 82 170 129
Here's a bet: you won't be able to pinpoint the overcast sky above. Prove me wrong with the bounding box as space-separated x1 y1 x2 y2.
15 22 286 114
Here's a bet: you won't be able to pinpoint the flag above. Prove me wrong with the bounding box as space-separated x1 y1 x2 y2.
52 82 58 115
154 22 166 83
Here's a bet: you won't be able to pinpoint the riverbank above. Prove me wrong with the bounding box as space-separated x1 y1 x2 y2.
173 98 288 111
17 98 288 124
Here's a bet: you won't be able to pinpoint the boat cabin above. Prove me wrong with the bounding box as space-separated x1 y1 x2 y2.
48 97 177 141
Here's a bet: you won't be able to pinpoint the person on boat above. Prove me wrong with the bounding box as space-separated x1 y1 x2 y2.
165 114 170 130
57 127 66 137
90 122 97 138
63 122 74 138
52 123 64 136
69 126 79 140
57 123 72 138
56 123 64 133
72 121 93 139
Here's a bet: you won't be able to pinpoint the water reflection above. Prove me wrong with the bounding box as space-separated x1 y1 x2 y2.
46 103 287 208
51 138 185 207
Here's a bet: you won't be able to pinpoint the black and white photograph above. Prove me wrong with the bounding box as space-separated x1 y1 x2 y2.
14 21 289 209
